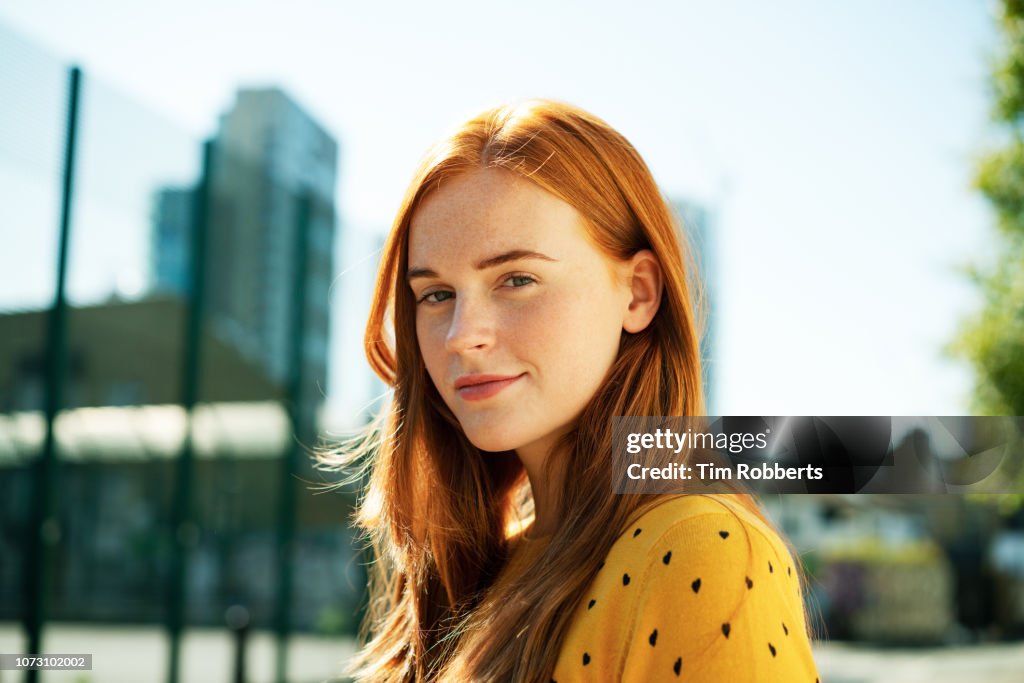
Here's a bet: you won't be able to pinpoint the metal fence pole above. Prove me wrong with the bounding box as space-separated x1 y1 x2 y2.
274 192 312 683
165 139 213 683
22 64 81 683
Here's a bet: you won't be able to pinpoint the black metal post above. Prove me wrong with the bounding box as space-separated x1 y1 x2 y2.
226 604 251 683
274 192 313 683
165 139 214 683
22 64 81 683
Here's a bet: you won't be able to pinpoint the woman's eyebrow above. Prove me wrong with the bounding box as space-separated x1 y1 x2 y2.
407 249 558 282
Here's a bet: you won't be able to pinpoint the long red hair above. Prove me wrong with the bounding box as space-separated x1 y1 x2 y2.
323 99 808 681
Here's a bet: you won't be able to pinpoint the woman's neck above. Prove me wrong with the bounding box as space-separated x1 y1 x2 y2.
525 474 559 539
517 438 568 539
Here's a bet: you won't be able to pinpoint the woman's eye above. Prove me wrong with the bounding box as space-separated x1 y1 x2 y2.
418 290 454 304
504 274 536 288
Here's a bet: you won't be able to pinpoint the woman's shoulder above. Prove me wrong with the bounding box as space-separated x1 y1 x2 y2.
596 494 802 604
587 494 802 618
552 495 819 681
607 494 789 562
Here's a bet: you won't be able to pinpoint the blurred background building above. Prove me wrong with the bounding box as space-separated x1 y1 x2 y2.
152 87 338 417
672 198 717 413
0 298 279 410
0 20 364 682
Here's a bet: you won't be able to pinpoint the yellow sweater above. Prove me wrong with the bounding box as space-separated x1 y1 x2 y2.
511 494 822 682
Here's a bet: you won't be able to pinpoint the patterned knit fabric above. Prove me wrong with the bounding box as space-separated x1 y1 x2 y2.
516 494 823 682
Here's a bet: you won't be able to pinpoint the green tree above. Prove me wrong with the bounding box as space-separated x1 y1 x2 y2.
955 0 1024 415
953 0 1024 512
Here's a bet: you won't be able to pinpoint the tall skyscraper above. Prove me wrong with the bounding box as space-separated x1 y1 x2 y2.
672 198 717 414
152 87 338 424
151 187 194 297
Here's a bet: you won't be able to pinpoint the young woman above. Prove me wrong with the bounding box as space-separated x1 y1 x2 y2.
328 100 822 682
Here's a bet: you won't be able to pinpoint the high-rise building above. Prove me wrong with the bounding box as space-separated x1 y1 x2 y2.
151 187 194 297
672 199 717 414
151 87 338 427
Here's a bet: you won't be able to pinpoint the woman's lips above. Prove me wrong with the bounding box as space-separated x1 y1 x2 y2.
455 373 525 401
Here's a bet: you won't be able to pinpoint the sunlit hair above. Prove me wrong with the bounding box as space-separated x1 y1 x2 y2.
321 99 814 682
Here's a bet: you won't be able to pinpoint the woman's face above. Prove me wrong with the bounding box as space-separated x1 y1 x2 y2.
408 168 633 463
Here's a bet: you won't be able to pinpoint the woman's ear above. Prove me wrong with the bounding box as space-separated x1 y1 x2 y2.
622 249 662 333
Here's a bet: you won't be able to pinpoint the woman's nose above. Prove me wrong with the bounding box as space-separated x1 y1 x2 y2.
444 296 495 354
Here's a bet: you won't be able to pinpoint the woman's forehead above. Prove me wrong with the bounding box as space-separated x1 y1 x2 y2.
408 168 586 266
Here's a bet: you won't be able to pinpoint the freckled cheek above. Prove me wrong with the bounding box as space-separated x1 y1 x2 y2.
509 293 612 374
415 314 449 383
497 294 562 347
550 291 622 386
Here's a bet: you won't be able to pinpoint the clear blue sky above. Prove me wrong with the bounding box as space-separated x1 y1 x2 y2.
0 0 1002 421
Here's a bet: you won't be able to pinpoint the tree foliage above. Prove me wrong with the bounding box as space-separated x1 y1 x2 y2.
954 1 1024 512
953 0 1024 416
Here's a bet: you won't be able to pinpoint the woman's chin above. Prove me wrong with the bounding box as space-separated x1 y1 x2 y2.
461 428 528 455
467 436 521 454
